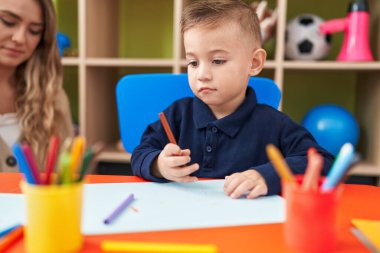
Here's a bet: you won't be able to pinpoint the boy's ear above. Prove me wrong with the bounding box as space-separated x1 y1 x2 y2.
249 48 267 76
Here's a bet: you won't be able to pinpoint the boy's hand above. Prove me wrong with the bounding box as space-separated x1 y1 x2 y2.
152 143 199 182
224 170 268 199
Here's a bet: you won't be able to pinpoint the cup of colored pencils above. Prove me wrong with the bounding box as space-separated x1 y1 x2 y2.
13 136 95 253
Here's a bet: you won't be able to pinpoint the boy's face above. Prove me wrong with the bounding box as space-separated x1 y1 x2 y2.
184 20 266 117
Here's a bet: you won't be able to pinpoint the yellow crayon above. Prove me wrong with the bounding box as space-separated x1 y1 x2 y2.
266 144 296 184
101 241 218 253
70 136 86 180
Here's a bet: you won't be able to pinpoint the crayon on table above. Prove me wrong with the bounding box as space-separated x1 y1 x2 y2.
159 112 177 145
101 240 218 253
0 226 24 252
0 224 21 237
104 194 134 225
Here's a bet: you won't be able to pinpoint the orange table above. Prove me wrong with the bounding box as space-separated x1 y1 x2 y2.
1 173 379 253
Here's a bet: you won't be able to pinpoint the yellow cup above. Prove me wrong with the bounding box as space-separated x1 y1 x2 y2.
21 181 83 253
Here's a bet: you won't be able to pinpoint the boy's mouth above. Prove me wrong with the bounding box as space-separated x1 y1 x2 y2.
199 87 216 93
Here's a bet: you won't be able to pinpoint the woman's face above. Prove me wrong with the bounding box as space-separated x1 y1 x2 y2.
0 0 43 68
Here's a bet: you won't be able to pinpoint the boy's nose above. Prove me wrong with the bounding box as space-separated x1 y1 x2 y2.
197 63 212 82
11 27 27 45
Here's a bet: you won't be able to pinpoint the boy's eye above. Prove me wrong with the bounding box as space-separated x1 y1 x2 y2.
187 61 198 67
0 17 16 27
213 59 226 65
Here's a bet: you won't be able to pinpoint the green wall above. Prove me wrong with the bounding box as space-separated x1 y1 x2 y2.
119 0 174 58
55 0 78 51
55 0 79 123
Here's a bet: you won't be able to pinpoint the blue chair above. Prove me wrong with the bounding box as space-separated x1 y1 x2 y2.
116 73 281 153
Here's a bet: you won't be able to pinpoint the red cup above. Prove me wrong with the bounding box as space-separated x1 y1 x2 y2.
283 176 342 253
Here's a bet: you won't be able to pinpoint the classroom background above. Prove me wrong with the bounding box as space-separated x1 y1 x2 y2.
54 0 380 185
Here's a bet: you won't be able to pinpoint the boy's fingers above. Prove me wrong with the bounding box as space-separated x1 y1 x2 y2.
180 149 191 156
247 183 268 199
168 155 191 167
170 163 199 177
229 180 253 199
163 143 182 155
173 176 198 183
223 174 242 196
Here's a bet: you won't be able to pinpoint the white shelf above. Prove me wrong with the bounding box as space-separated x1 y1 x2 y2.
61 57 81 66
283 61 380 70
96 148 131 163
85 58 175 67
349 162 380 177
178 60 278 69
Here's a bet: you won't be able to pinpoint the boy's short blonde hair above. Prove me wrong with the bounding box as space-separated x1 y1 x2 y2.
181 0 262 45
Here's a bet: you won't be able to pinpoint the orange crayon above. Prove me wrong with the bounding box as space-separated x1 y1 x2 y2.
159 112 177 145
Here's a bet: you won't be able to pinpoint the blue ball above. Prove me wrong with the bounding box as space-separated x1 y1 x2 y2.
301 105 359 156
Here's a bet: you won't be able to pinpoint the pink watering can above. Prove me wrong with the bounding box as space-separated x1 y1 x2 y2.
320 0 374 61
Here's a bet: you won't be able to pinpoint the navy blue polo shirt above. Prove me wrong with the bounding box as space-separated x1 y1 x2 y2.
131 87 334 195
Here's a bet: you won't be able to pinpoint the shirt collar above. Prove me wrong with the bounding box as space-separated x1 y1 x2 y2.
193 87 257 137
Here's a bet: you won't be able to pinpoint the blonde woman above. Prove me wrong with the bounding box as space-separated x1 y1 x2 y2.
0 0 73 171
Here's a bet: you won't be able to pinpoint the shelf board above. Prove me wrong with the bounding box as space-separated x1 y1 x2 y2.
264 60 276 69
96 148 131 163
348 162 380 177
178 59 277 69
61 57 80 66
85 58 175 67
283 61 380 70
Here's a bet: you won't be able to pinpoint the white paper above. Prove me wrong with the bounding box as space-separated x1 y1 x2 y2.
0 180 285 235
0 194 25 231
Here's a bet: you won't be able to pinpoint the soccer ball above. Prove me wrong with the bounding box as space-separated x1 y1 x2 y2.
285 14 332 60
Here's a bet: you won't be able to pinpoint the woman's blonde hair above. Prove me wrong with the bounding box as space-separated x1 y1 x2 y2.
14 0 72 168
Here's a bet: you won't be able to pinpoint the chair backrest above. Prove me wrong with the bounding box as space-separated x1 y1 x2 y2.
116 73 281 153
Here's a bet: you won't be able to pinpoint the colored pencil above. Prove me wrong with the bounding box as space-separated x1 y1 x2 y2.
104 194 134 225
22 144 42 184
59 151 72 185
44 136 60 185
12 144 36 184
321 143 355 191
69 136 86 180
101 240 218 253
266 144 296 184
77 147 94 182
302 148 323 190
0 226 24 252
0 224 21 238
159 112 177 145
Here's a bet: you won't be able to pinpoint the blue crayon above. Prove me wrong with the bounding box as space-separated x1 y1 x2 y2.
0 224 21 238
321 143 355 192
12 144 36 184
